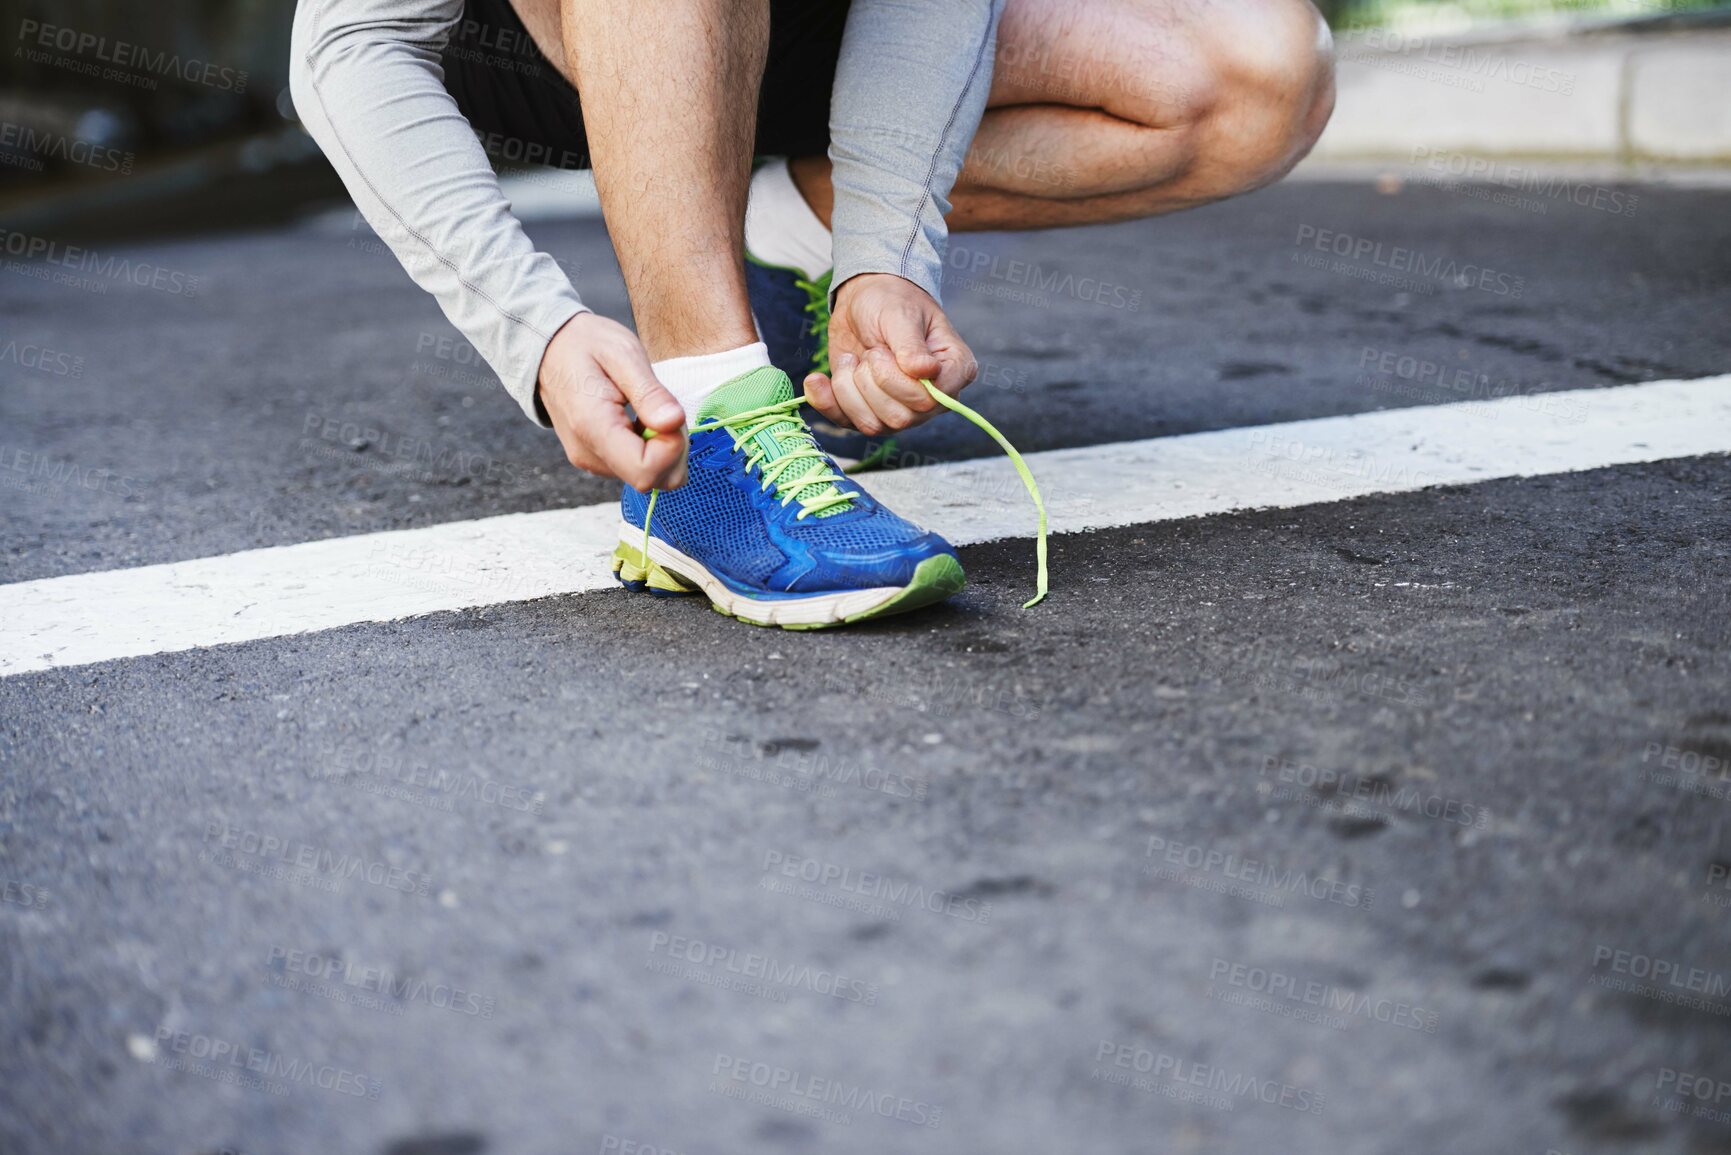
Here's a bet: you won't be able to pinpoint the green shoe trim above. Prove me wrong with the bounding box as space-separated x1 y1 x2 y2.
841 553 966 624
610 537 698 595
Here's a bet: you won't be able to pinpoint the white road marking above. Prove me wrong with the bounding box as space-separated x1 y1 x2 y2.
1 376 1727 677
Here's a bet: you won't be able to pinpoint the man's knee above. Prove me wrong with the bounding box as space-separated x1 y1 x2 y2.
1190 0 1335 191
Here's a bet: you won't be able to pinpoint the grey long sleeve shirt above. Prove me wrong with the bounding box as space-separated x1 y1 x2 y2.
289 0 1001 424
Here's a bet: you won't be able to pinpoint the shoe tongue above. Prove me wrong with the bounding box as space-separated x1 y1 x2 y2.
696 366 851 516
697 366 795 422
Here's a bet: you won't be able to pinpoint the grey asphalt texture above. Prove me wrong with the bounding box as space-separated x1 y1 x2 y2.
2 176 1730 1155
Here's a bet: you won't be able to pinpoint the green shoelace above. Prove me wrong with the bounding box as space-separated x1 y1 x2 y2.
641 380 1048 609
794 270 833 376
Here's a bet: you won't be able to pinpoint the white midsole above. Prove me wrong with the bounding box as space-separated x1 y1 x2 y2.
617 524 906 626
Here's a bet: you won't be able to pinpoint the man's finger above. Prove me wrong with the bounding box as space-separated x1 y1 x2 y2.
831 354 885 436
639 431 688 489
802 371 847 427
607 424 688 492
925 314 978 397
885 309 943 381
584 392 685 490
599 341 686 433
860 347 927 427
820 353 865 431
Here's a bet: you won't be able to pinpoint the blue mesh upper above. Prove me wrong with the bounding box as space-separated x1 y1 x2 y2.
621 441 786 587
622 424 955 597
745 257 820 382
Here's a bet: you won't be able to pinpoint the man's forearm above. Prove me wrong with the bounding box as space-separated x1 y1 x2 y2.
826 0 1003 304
289 0 586 423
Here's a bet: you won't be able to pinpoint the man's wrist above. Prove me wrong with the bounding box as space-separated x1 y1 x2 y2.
533 307 594 426
833 271 931 298
830 267 943 311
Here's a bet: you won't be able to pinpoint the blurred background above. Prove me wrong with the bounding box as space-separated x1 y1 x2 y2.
2 0 1728 243
5 6 1730 1154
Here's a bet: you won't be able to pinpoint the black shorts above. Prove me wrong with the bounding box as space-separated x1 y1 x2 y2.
441 0 850 171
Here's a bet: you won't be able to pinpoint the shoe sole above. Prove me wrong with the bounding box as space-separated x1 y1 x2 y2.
610 525 964 630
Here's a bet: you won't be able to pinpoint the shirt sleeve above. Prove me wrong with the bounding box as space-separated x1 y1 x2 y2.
289 0 586 425
826 0 1003 305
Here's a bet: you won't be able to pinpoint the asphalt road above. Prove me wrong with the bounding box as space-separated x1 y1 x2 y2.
2 177 1730 1155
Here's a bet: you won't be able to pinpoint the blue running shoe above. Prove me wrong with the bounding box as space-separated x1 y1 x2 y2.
745 254 899 472
610 366 964 629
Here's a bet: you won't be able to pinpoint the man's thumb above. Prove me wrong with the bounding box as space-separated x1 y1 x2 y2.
888 327 942 379
606 347 685 433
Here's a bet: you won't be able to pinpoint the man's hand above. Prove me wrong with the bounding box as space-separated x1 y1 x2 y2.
537 312 688 491
804 273 976 436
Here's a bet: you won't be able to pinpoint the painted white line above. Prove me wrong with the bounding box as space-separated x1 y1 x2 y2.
1 376 1727 677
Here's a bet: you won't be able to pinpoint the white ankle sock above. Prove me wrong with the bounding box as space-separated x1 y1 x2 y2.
652 341 772 428
745 158 833 280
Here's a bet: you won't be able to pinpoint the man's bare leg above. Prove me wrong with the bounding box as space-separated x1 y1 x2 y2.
557 0 766 361
786 0 1335 234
